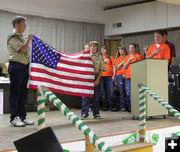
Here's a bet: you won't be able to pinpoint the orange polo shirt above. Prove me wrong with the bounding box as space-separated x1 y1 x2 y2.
146 43 170 60
101 56 114 76
124 53 143 79
114 56 126 75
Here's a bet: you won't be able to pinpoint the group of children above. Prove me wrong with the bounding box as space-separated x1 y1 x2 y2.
81 30 172 120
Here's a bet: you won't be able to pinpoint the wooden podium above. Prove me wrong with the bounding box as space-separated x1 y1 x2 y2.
131 59 168 117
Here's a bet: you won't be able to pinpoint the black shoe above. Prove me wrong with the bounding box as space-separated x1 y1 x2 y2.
81 114 89 120
127 109 131 112
121 108 126 112
111 108 118 112
93 114 101 119
102 108 109 111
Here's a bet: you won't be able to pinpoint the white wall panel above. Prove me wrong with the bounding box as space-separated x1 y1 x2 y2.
105 2 168 36
168 4 180 27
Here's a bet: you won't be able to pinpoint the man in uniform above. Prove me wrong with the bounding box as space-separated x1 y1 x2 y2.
7 16 34 127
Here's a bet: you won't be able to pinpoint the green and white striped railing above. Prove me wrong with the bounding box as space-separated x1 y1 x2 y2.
37 87 112 152
37 90 46 129
138 83 180 142
138 85 147 142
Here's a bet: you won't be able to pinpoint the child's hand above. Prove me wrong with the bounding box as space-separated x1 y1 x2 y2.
94 79 99 86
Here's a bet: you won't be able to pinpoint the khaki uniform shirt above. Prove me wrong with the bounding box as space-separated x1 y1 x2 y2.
7 31 30 65
91 52 106 75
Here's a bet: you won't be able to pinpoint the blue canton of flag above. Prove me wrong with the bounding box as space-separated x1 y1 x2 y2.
32 36 61 69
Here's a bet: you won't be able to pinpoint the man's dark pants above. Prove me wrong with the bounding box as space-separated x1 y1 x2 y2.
8 61 29 122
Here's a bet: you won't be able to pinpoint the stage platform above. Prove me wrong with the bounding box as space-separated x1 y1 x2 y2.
0 109 180 151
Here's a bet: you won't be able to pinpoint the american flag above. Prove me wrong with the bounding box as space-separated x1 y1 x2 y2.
28 36 94 97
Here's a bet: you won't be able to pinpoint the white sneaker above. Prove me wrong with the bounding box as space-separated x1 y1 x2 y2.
23 117 34 125
11 116 26 127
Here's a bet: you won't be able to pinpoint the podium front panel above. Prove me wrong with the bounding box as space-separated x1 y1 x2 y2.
131 59 168 117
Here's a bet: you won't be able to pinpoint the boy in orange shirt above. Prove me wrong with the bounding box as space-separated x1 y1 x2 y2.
123 43 143 112
146 31 170 61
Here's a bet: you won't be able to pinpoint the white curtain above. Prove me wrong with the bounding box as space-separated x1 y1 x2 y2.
121 32 154 54
0 10 104 63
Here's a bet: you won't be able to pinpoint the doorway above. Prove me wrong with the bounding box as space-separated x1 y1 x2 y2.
104 39 121 57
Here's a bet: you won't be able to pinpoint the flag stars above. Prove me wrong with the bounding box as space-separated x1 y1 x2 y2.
32 36 60 69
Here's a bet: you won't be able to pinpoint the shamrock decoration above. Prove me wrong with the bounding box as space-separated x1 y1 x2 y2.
152 133 159 145
123 133 137 144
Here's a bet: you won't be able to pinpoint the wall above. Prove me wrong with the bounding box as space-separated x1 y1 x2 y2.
2 1 180 36
104 1 180 36
168 4 180 27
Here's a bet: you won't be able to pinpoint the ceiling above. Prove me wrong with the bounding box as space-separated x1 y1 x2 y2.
0 0 179 24
76 0 180 10
79 0 155 10
103 0 155 10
